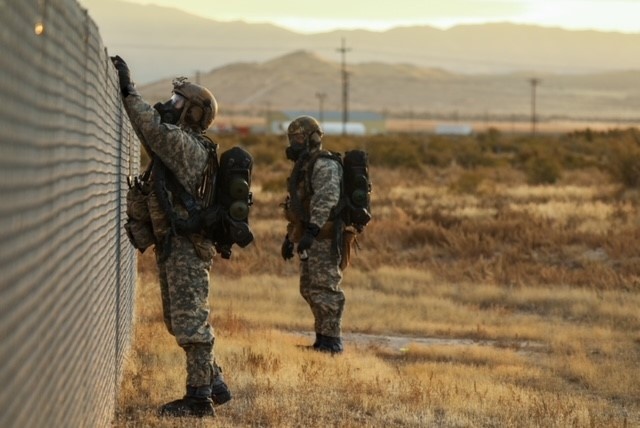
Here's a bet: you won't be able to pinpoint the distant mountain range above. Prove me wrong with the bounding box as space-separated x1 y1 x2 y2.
80 0 640 120
82 0 640 84
137 50 640 120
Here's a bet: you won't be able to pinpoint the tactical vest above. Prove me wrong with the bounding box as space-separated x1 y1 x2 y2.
285 150 341 243
146 136 254 260
148 135 216 259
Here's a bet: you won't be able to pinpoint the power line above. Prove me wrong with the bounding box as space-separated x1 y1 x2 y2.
337 38 351 135
315 92 327 123
529 78 541 135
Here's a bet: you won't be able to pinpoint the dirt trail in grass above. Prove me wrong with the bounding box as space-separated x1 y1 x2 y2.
288 331 544 354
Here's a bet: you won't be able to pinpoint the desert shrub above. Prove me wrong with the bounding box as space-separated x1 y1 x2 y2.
607 145 640 188
322 135 368 153
455 141 498 169
560 151 595 170
207 129 640 177
450 171 486 194
237 134 263 146
422 151 453 167
250 144 282 165
261 177 287 192
476 127 512 154
422 137 455 167
367 138 423 169
512 137 558 163
524 155 562 185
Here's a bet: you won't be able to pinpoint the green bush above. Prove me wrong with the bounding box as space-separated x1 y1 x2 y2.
450 171 486 194
455 141 498 169
524 156 562 185
203 129 640 180
607 143 640 188
368 139 423 169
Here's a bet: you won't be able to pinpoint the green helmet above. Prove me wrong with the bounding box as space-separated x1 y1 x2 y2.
172 77 218 131
287 115 323 139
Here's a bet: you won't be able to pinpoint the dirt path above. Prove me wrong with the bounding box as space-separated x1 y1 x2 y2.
288 331 544 354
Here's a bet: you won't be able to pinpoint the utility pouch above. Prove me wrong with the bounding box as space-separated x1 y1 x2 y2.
340 230 357 270
190 233 215 262
124 219 155 252
126 180 151 221
125 169 153 252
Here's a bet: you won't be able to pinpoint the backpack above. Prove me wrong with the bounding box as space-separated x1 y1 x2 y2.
341 150 372 232
210 146 255 258
311 149 372 233
152 140 254 260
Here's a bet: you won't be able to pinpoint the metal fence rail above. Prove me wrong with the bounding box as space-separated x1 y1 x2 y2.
0 0 139 426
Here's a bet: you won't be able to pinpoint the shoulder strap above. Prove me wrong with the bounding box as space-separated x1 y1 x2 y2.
156 134 215 233
305 150 342 194
197 134 219 207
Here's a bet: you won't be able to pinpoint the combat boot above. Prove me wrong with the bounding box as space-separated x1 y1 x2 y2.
211 364 232 405
314 334 343 355
159 386 215 418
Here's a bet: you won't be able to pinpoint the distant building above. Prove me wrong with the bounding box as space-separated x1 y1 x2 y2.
435 123 474 136
320 122 366 135
271 110 386 135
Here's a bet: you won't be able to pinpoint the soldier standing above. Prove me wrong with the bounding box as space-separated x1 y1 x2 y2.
111 55 231 417
281 115 345 354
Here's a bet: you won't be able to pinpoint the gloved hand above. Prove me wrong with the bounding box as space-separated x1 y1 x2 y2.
296 223 320 256
281 235 294 260
110 55 135 97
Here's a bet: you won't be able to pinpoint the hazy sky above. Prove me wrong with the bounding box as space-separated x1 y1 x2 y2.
123 0 640 34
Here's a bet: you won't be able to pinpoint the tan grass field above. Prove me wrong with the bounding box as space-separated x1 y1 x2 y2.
115 134 640 427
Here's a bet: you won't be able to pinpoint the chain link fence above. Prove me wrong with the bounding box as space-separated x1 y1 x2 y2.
0 0 139 426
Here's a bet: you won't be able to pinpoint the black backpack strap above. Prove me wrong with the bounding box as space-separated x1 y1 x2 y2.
287 151 311 223
305 150 342 196
197 135 219 208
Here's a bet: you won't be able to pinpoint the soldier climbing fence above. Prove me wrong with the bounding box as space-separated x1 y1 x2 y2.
0 0 139 426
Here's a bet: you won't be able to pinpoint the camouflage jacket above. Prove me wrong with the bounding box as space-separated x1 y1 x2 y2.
124 94 212 248
124 94 209 195
285 149 342 242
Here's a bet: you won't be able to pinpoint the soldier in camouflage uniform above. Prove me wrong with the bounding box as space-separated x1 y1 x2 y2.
111 55 231 417
281 115 345 354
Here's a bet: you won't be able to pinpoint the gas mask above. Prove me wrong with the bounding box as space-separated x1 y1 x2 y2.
153 93 186 125
286 132 308 161
286 144 308 161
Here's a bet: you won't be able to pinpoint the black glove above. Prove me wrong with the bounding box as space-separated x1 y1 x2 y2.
110 55 135 97
297 223 320 255
281 235 294 261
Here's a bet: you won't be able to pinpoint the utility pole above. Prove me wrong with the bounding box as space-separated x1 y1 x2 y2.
337 38 351 135
315 92 326 123
264 101 272 134
529 78 540 135
195 70 201 85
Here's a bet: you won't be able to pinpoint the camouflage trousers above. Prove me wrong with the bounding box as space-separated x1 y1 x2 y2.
156 234 215 389
300 239 345 337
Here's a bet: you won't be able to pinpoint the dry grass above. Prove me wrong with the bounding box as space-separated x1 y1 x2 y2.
115 139 640 427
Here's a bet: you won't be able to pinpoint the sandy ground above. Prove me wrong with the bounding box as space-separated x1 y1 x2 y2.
288 331 544 355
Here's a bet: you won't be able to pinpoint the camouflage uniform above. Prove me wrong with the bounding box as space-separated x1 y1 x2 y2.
123 94 216 392
287 152 346 339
